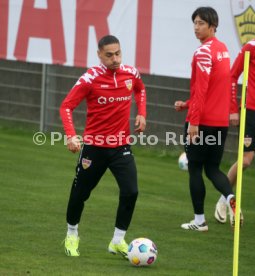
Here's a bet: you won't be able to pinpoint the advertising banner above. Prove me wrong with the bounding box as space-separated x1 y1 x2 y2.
0 0 254 78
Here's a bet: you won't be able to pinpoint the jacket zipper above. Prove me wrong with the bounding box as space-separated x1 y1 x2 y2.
113 72 118 88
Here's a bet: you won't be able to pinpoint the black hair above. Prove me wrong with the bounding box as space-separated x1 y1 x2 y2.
192 7 218 31
98 35 120 50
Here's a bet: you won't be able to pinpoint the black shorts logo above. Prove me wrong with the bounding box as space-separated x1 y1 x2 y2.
82 158 92 169
244 137 252 147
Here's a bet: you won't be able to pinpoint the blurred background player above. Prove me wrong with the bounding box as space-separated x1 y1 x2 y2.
60 35 146 257
214 38 255 226
175 7 236 231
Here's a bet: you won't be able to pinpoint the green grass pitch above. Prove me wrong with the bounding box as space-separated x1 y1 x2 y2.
0 127 255 276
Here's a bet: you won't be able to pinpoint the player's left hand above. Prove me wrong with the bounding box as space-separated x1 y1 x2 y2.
135 115 146 132
230 113 239 126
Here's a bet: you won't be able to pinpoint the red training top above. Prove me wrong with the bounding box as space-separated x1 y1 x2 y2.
230 39 255 113
60 64 146 147
186 37 231 126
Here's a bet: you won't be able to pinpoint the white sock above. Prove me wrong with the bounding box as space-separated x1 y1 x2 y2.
219 194 227 204
111 227 126 244
226 194 235 205
67 223 78 237
194 214 205 225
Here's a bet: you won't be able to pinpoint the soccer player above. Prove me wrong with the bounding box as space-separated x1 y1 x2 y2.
174 7 236 231
214 38 255 226
60 35 146 256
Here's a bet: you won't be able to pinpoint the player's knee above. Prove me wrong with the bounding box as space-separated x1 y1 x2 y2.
128 190 138 199
120 191 138 203
204 165 218 180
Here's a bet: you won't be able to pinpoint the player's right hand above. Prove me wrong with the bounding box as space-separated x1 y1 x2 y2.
174 100 187 111
67 136 81 153
187 123 199 143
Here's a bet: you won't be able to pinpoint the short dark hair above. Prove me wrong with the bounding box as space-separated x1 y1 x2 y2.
192 7 218 30
98 35 120 50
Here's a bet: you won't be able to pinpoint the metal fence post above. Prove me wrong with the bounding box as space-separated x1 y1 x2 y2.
40 64 47 132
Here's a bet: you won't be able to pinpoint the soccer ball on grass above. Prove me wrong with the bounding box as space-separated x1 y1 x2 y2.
178 152 188 171
127 238 158 266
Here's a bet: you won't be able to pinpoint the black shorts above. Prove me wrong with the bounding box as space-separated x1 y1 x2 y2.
184 123 228 164
75 144 138 196
243 109 255 152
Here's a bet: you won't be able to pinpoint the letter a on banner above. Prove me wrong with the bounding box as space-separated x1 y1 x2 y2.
14 0 66 64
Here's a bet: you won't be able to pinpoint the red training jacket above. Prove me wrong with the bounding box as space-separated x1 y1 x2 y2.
186 37 231 126
60 64 146 147
230 39 255 113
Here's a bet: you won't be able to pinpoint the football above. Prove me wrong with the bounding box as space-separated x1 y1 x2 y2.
178 152 188 171
127 238 158 266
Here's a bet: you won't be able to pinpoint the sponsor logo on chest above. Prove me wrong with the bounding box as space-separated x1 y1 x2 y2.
98 95 132 104
217 51 230 61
